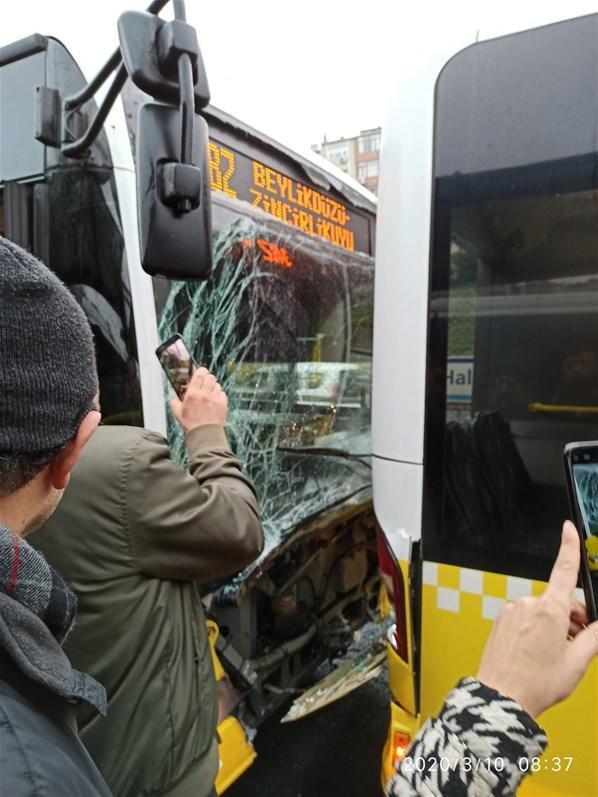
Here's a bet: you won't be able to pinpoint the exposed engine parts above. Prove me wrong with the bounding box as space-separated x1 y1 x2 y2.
210 502 380 728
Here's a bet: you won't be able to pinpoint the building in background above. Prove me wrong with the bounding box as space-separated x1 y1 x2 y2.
313 127 381 194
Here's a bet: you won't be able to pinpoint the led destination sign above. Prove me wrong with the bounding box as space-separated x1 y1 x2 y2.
208 141 371 254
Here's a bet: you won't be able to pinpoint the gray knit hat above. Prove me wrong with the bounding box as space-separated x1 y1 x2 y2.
0 237 98 453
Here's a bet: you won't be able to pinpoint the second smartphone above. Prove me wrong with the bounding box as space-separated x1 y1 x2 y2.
563 441 598 622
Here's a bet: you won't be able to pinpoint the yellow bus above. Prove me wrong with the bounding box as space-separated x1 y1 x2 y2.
373 8 598 795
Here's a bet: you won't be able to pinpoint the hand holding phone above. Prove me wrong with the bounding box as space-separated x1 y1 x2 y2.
156 334 197 399
170 367 228 431
563 442 598 622
156 335 227 431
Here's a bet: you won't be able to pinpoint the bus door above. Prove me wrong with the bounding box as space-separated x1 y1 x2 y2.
423 15 598 796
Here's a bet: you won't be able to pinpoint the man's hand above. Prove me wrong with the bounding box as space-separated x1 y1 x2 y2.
477 520 598 718
170 367 228 432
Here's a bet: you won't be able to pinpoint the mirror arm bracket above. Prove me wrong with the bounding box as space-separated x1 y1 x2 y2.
62 64 128 158
60 0 170 159
63 49 122 112
157 0 202 213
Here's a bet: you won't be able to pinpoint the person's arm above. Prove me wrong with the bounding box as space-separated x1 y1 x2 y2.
126 368 264 581
388 522 598 797
387 679 547 796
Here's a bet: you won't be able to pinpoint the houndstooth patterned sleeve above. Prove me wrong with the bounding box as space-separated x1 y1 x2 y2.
387 678 548 797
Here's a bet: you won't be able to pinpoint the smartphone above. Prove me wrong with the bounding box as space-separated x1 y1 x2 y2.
155 334 197 399
563 442 598 622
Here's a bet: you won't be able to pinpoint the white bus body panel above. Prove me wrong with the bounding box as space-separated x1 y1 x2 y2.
111 160 166 435
373 458 422 560
104 98 166 435
371 33 477 553
371 23 478 467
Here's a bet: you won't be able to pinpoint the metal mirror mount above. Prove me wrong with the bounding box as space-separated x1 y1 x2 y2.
118 0 212 279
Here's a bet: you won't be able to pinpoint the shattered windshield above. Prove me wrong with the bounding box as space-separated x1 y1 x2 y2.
154 196 373 557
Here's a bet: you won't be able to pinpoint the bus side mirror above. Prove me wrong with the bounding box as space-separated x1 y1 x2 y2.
137 103 211 279
117 10 210 110
118 7 211 280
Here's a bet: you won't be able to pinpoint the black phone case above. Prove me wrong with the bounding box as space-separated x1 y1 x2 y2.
155 334 197 399
155 333 184 359
563 443 598 623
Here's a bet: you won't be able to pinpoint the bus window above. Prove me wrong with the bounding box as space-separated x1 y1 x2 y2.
41 168 142 426
0 168 144 427
426 15 598 580
0 39 142 427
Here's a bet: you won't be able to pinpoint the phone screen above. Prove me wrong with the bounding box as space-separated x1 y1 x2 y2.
566 444 598 619
156 335 196 398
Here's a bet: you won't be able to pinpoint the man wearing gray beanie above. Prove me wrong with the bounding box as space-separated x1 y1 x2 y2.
0 236 111 795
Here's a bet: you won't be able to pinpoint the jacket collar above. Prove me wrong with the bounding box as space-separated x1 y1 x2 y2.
0 523 106 716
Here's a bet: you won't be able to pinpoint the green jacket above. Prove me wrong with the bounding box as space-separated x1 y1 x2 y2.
33 424 263 797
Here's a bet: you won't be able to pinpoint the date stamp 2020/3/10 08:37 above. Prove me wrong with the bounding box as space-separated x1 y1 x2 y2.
401 756 575 776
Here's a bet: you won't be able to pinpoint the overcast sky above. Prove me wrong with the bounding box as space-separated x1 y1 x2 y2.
4 1 598 155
